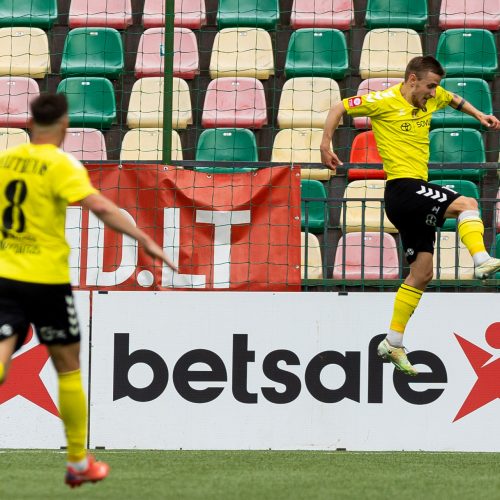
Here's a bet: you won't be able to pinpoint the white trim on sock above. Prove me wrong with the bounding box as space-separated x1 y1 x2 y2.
67 457 88 472
386 330 404 347
458 210 480 223
473 251 490 266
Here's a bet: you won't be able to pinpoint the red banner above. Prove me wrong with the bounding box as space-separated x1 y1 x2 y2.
69 165 301 291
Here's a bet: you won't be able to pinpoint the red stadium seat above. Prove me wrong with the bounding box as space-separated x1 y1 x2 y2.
290 0 354 30
439 0 500 30
135 27 199 79
0 77 39 127
350 131 383 164
62 128 107 161
352 78 403 129
69 0 133 29
201 77 267 129
333 232 399 279
143 0 207 29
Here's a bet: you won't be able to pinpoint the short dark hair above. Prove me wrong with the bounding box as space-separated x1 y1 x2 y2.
31 93 68 126
405 56 445 81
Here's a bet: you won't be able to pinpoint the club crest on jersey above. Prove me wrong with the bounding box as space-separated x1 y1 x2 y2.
348 97 362 108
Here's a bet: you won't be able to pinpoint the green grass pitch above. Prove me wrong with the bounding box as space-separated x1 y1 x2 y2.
1 450 499 499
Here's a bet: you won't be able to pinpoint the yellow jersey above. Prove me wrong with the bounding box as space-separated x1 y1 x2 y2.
0 143 97 284
344 83 453 181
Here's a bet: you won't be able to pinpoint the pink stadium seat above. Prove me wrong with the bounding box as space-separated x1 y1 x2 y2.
352 78 403 129
201 77 267 129
290 0 354 29
496 188 500 232
0 77 39 127
62 128 107 161
69 0 133 29
439 0 500 30
143 0 207 29
135 28 199 79
333 232 399 279
350 131 383 164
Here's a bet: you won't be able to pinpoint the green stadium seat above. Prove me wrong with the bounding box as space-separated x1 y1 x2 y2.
285 29 348 80
301 179 329 234
0 0 58 29
429 128 485 164
196 128 258 162
61 28 124 79
493 234 500 279
436 29 498 80
431 78 492 130
57 77 116 129
365 0 428 30
431 179 480 231
217 0 279 30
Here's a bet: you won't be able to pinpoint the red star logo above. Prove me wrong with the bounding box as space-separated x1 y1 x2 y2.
454 322 500 422
0 329 59 417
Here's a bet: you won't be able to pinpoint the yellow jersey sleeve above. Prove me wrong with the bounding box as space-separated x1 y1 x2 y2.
434 85 454 110
49 152 98 203
343 91 391 118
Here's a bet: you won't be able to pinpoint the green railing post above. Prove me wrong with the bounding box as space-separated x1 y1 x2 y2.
162 0 175 164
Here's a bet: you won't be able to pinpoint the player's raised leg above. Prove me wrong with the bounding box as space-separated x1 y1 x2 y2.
48 342 109 488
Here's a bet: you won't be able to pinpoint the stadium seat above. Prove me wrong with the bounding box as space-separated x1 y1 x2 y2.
359 28 422 79
431 179 480 231
439 0 500 30
201 77 267 129
353 78 403 129
0 0 58 29
290 0 354 30
496 190 500 232
365 0 428 30
143 0 207 29
120 129 183 161
429 128 485 163
61 28 124 79
340 179 397 233
0 28 50 78
0 128 29 150
277 77 342 129
493 234 500 279
333 232 399 279
434 231 474 279
431 78 492 129
436 29 498 80
57 77 116 129
301 179 329 234
271 128 323 163
135 27 199 79
127 77 192 129
301 232 323 279
0 77 39 127
196 128 258 162
209 28 274 80
69 0 133 29
285 29 349 80
62 128 107 161
217 0 280 30
350 131 383 164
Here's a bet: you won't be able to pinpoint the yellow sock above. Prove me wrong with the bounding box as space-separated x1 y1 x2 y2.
58 369 87 463
389 284 423 333
0 362 4 383
458 217 486 256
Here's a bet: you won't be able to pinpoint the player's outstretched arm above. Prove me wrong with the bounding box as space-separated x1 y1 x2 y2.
449 94 500 130
81 193 177 271
320 101 346 170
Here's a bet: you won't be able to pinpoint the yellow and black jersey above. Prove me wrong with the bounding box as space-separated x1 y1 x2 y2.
0 143 97 284
344 83 453 181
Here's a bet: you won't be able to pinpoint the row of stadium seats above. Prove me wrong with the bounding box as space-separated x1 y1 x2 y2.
301 230 486 280
1 0 498 31
1 26 497 81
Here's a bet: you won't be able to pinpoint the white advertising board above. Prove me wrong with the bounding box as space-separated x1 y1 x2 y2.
0 291 90 448
89 291 500 451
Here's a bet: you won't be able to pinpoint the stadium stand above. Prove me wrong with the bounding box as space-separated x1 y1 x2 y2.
333 232 399 279
271 128 322 163
0 77 39 128
0 128 29 150
439 0 500 30
359 28 423 79
217 0 280 30
364 0 428 30
290 0 354 30
301 232 323 279
62 128 108 161
349 131 383 164
68 0 133 29
434 231 475 279
0 0 58 29
429 128 486 163
201 77 267 129
120 128 183 161
143 0 207 29
301 179 329 234
196 128 258 161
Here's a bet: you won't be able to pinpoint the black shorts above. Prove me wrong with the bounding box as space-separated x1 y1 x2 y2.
384 178 461 264
0 277 81 351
